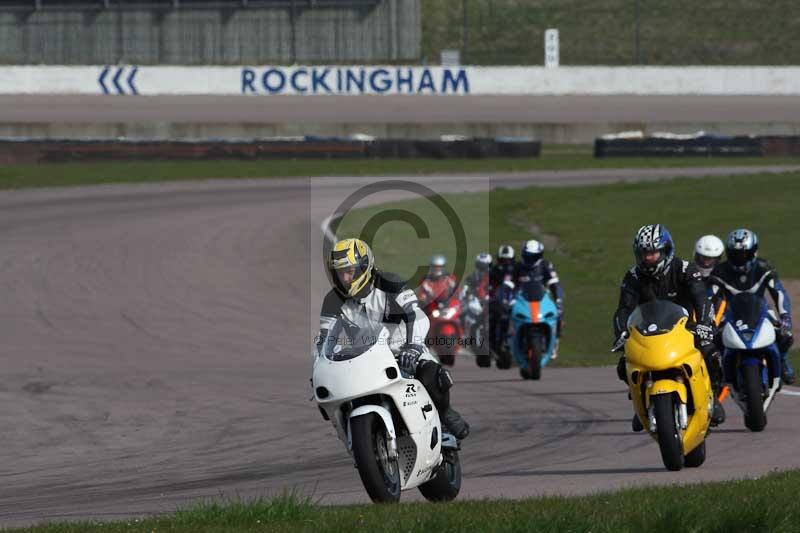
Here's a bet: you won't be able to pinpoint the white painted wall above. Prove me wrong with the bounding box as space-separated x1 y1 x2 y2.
4 65 800 96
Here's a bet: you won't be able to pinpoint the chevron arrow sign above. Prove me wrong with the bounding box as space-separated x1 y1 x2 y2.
98 65 139 95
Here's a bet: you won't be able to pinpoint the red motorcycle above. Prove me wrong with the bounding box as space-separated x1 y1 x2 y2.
417 279 464 366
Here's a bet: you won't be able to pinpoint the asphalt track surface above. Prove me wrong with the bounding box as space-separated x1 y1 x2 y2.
2 167 800 527
4 95 800 123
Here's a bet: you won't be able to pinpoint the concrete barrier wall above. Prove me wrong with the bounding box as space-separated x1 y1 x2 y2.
4 66 800 95
0 1 419 65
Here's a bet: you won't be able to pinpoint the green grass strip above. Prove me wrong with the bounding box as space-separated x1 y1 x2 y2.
0 153 794 190
13 470 800 533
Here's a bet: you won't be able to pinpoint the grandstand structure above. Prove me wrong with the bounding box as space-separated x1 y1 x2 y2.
0 0 419 64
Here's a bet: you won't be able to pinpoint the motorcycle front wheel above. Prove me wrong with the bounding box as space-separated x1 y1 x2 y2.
351 413 401 502
524 329 543 380
653 394 684 471
742 364 767 432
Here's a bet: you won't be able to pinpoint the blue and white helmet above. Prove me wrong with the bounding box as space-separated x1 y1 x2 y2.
521 239 545 266
475 252 493 272
633 224 674 278
725 228 759 273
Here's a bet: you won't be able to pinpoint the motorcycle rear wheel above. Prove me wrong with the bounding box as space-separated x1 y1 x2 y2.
418 450 462 502
351 413 401 503
495 348 512 369
653 394 684 471
684 440 706 468
475 354 491 367
742 364 767 432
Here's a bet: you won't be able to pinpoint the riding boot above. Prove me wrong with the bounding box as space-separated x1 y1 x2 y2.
781 353 796 385
631 414 644 432
710 397 726 426
441 407 470 440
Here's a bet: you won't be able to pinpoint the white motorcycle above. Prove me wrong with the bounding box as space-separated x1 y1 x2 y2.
462 291 491 368
312 317 462 503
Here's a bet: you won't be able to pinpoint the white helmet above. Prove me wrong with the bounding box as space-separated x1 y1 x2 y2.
497 244 515 262
693 234 724 277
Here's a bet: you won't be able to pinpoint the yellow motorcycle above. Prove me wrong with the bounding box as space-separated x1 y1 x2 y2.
616 300 714 471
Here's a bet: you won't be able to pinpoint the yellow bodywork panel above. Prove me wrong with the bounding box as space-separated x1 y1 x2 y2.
625 317 713 456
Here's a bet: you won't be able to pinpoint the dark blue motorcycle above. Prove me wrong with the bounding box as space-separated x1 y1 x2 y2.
721 292 783 432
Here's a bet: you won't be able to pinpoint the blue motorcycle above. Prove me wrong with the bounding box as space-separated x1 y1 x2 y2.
721 292 783 432
509 281 559 380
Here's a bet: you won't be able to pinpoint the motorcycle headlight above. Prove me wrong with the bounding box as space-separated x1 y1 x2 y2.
432 309 441 318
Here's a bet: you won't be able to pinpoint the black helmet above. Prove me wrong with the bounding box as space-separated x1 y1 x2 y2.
725 228 759 273
633 224 674 278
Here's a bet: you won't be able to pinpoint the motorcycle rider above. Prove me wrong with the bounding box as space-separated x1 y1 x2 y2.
694 234 728 324
461 253 493 353
710 228 795 385
490 245 516 289
462 252 493 300
417 254 459 310
514 239 565 352
694 235 725 280
613 224 725 429
316 238 470 439
489 245 516 353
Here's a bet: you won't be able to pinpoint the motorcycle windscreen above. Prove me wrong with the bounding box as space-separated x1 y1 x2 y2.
320 316 385 362
726 292 769 331
518 280 546 302
627 300 689 337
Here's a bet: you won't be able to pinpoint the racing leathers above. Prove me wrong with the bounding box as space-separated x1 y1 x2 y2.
710 258 795 384
461 270 491 355
613 256 724 424
488 261 516 353
417 272 458 311
514 259 564 337
462 270 491 300
316 270 470 439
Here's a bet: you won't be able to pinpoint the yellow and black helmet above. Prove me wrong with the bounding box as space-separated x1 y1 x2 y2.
327 238 375 299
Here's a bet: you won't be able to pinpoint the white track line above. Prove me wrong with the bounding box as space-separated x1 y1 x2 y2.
320 213 338 245
780 387 800 397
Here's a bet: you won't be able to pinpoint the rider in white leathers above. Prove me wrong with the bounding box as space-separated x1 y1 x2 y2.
315 238 470 439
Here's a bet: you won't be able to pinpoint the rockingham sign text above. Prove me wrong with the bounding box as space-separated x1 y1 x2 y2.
241 67 471 95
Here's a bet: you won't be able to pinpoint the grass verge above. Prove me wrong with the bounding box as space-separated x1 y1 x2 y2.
335 172 800 365
0 154 795 190
14 469 800 533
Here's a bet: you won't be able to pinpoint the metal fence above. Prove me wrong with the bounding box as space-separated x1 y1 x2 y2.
422 0 800 66
0 0 419 64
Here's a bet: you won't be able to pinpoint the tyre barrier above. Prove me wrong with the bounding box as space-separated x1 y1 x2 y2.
0 136 541 164
594 133 763 158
